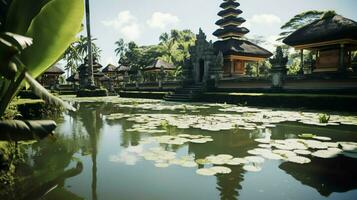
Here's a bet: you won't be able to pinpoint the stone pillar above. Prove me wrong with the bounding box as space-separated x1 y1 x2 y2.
270 46 288 89
256 62 260 77
339 44 345 73
230 60 234 77
299 49 304 76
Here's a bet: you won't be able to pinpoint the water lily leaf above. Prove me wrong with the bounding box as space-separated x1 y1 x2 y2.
196 168 217 176
211 166 232 174
243 164 262 172
299 133 316 139
195 159 211 165
244 156 265 164
287 156 311 164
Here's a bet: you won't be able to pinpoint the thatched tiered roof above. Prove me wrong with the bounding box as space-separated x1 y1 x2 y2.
213 0 272 58
283 14 357 46
143 60 175 72
213 0 249 39
44 65 65 75
214 39 273 58
102 64 117 73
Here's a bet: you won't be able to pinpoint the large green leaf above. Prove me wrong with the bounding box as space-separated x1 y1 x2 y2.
6 0 54 34
21 0 84 78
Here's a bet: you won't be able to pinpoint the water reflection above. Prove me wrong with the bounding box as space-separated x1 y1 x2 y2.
4 100 357 200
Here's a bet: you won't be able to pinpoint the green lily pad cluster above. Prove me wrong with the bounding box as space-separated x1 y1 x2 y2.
253 137 357 161
140 134 213 145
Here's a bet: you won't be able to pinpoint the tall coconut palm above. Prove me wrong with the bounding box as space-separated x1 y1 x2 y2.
85 0 95 87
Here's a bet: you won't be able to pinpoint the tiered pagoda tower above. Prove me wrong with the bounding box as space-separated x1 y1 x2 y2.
213 0 272 76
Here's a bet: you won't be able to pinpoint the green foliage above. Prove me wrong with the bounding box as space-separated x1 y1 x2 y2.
245 61 271 77
278 10 335 41
319 114 331 123
0 0 83 117
63 35 102 76
114 29 196 76
20 0 84 78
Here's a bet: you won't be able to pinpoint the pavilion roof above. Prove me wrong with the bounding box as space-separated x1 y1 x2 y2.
218 8 243 17
216 16 246 27
283 14 357 47
44 65 65 75
220 0 240 9
116 65 131 73
214 39 273 58
66 73 79 82
143 60 175 72
102 64 117 73
213 26 250 38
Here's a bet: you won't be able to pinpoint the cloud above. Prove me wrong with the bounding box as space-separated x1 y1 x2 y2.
147 12 180 29
102 11 141 41
261 35 283 52
249 14 282 25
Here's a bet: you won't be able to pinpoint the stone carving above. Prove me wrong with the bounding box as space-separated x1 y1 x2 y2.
270 46 288 89
185 28 223 84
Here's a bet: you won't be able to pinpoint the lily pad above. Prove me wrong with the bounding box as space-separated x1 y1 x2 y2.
243 164 262 172
196 168 217 176
211 166 232 174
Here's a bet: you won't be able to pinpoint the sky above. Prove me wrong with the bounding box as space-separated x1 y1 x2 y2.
83 0 357 67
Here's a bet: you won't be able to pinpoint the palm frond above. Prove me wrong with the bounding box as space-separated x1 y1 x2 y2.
24 73 76 111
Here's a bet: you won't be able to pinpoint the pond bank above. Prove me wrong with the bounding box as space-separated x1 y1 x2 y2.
118 91 357 112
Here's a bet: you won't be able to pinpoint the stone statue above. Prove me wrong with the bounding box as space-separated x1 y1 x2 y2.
270 46 288 89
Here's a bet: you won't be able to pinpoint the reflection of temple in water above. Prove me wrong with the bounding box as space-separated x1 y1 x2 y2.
280 156 357 196
271 122 357 197
80 104 106 200
187 130 257 200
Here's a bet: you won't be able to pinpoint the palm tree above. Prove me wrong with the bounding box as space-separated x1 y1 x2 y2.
85 0 95 87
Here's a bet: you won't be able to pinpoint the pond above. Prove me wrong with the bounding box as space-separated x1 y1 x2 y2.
3 97 357 200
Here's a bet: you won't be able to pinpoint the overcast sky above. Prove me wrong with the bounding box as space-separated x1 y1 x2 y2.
84 0 357 66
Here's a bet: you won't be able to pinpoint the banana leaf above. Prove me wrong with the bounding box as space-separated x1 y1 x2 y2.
0 120 57 141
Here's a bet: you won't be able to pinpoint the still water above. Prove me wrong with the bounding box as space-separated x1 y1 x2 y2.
5 97 357 200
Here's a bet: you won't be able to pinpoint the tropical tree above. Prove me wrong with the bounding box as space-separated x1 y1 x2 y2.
277 10 335 41
62 35 101 77
85 0 94 87
114 38 127 61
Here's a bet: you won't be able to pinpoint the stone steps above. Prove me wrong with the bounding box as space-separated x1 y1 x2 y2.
164 83 205 102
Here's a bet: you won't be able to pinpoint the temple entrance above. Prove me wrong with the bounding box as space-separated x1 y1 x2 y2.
199 59 205 82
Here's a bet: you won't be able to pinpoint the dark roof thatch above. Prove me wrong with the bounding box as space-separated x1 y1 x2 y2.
283 15 357 46
213 26 250 38
214 39 273 58
78 56 103 70
66 73 79 82
116 65 130 73
216 16 246 26
99 75 111 82
220 1 240 9
143 60 175 71
44 65 65 75
102 64 117 73
218 8 242 17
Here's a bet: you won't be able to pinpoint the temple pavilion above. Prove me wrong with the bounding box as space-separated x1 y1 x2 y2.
39 64 64 89
213 0 272 77
283 13 357 74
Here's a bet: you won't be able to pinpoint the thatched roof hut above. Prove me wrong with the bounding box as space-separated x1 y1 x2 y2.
44 65 65 75
143 60 175 72
283 14 357 73
283 15 357 47
214 39 273 58
102 64 117 73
